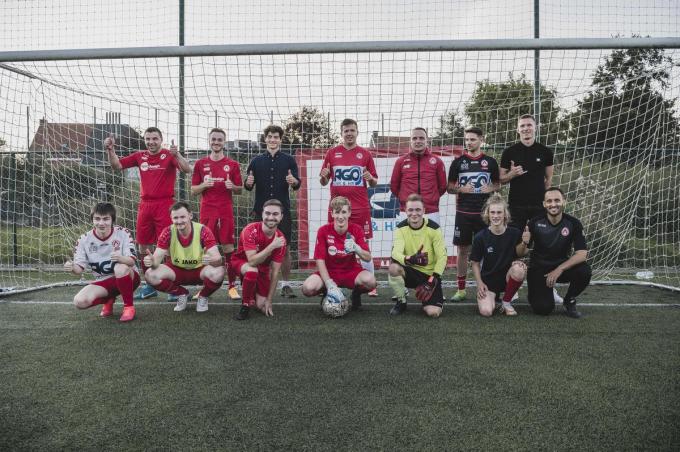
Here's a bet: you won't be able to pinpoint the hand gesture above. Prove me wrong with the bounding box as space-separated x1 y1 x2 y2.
169 139 179 156
362 169 373 183
63 260 74 272
458 182 474 194
110 250 123 263
245 170 255 187
143 249 154 269
509 160 526 178
479 183 494 194
320 165 331 180
344 233 359 254
104 134 116 152
224 174 233 190
477 281 489 300
405 244 428 266
522 222 531 245
203 176 215 188
271 236 286 250
286 169 297 186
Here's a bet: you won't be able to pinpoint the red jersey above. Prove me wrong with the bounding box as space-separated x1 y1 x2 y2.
314 222 368 274
321 145 377 211
156 223 217 251
191 155 242 216
390 149 447 213
119 149 179 201
232 222 286 270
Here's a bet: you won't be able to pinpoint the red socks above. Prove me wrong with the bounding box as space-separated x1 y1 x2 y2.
153 279 189 296
457 275 466 290
241 271 258 307
199 278 221 297
502 277 523 303
115 273 135 307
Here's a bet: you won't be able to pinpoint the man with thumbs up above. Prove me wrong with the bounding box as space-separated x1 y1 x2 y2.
388 194 448 317
191 128 243 299
500 114 554 229
244 125 300 298
301 196 376 314
105 127 192 301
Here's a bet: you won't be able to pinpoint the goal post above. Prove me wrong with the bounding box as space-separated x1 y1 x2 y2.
0 37 679 292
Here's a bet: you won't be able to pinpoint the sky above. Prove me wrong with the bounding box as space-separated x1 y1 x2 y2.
0 0 679 151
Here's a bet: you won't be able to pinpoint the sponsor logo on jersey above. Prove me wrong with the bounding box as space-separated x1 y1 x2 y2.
140 162 149 171
536 158 541 162
334 153 343 158
458 171 491 189
561 227 570 236
174 258 200 265
460 162 469 170
333 165 363 186
204 175 211 182
403 164 411 169
328 245 338 256
89 243 98 253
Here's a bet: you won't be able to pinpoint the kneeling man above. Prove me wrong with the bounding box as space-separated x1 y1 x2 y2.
301 196 377 313
526 187 591 318
144 202 224 312
65 202 140 322
230 199 287 320
388 194 448 317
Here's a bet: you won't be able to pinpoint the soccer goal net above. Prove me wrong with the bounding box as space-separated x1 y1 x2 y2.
0 1 679 292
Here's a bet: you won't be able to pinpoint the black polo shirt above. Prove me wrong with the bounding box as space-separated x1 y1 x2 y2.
500 141 554 207
528 213 587 269
245 149 301 214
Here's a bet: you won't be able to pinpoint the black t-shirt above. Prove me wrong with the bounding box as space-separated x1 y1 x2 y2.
500 142 554 206
447 153 499 214
528 213 588 268
469 226 522 280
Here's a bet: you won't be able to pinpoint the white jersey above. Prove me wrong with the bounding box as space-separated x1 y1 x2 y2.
73 226 137 279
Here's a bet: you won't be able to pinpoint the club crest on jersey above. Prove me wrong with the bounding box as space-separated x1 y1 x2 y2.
460 163 469 170
140 162 149 171
356 153 362 159
328 245 338 256
160 153 167 160
429 158 436 165
487 246 494 253
481 160 488 168
561 227 570 236
223 165 230 172
333 166 363 186
112 240 120 250
536 158 541 162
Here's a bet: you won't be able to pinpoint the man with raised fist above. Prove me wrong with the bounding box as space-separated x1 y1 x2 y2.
191 128 243 300
244 125 300 298
387 194 447 318
105 127 191 300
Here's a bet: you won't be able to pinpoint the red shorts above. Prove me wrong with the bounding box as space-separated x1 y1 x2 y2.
314 266 363 289
166 262 204 286
230 257 271 298
327 208 373 239
137 198 174 245
92 272 141 296
200 215 235 245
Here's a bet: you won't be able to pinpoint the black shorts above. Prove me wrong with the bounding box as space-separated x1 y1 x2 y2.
395 262 445 308
482 274 507 295
509 205 544 230
252 210 292 244
453 212 486 246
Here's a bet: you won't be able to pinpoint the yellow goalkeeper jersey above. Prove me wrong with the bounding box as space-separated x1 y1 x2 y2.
391 218 448 276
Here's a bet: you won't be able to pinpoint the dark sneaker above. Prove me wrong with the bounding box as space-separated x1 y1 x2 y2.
564 302 582 319
389 301 407 315
351 290 362 311
234 305 250 320
280 285 296 298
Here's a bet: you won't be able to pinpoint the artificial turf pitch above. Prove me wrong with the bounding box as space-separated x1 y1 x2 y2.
1 285 678 451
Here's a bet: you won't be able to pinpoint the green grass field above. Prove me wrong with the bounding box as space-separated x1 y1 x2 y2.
1 285 678 451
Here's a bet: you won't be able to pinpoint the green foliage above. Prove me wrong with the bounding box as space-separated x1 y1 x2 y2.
464 73 566 146
567 46 680 158
432 110 465 147
282 106 338 150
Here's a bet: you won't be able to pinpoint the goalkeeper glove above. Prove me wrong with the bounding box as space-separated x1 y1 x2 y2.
344 233 360 254
405 244 428 266
415 274 439 302
325 279 346 303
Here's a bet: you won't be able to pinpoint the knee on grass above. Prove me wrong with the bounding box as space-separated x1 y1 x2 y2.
478 306 494 317
423 305 442 318
73 295 91 309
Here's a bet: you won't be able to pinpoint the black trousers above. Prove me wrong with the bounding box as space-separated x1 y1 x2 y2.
509 204 545 229
527 262 592 315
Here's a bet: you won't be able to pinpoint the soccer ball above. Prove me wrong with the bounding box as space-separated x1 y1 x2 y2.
321 293 349 318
